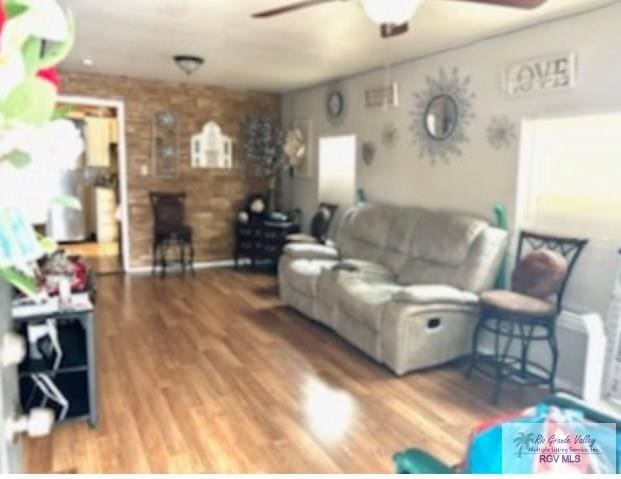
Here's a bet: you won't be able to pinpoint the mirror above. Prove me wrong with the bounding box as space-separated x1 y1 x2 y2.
425 95 458 140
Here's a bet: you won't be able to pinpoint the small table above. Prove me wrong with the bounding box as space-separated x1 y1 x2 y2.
234 219 300 269
12 294 98 427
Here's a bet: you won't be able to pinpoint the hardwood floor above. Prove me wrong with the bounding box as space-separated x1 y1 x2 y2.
24 269 544 473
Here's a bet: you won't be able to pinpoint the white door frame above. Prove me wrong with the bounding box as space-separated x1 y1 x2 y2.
58 95 130 273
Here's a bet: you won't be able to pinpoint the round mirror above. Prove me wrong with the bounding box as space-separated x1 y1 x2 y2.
425 95 458 140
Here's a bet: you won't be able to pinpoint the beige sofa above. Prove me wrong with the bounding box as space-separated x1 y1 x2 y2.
278 203 509 375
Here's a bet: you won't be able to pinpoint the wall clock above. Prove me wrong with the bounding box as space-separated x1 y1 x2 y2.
325 84 347 126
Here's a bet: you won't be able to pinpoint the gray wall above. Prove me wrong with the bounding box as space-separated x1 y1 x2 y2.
281 1 621 316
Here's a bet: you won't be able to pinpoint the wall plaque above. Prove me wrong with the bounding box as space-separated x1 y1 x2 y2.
503 52 576 97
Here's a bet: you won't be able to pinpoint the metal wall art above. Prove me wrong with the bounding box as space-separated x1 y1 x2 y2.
152 110 179 178
487 116 517 150
361 142 376 167
409 67 475 164
381 122 399 149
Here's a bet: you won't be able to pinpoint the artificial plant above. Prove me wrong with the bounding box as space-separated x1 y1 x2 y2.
0 0 82 295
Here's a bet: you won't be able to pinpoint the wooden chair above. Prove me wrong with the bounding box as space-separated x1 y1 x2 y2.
149 192 194 277
467 231 588 404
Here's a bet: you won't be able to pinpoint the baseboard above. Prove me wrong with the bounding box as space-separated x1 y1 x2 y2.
127 259 248 275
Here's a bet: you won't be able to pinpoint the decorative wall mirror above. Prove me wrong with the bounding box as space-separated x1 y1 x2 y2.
425 95 458 140
409 67 475 164
191 121 233 169
152 110 179 178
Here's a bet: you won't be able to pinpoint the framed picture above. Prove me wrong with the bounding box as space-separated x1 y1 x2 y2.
365 82 399 108
293 118 312 179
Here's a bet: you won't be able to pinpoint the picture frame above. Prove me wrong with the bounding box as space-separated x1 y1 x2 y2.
365 82 399 108
502 52 577 97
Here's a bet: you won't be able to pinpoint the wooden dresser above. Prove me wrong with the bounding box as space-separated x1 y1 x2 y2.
234 219 299 269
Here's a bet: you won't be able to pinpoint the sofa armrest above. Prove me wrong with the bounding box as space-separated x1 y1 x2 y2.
283 243 340 261
393 284 479 306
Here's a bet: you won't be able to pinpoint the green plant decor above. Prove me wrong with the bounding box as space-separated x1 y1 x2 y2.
0 0 81 295
493 202 509 289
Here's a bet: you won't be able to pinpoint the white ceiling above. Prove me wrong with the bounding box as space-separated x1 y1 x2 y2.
58 0 613 93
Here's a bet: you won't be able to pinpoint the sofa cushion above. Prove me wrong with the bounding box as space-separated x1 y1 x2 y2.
284 243 339 261
348 203 394 248
394 285 479 306
335 259 395 282
386 207 425 254
337 277 402 331
287 259 338 297
411 211 487 267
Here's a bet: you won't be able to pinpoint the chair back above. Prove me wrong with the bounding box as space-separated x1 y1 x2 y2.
150 192 186 233
310 203 338 243
515 231 588 312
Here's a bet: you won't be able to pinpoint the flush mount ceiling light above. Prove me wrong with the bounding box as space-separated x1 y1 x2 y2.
359 0 424 25
173 55 205 75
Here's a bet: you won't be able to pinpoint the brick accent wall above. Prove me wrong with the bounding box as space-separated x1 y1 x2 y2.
60 72 280 268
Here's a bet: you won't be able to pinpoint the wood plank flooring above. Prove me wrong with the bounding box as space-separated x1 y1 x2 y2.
24 269 543 473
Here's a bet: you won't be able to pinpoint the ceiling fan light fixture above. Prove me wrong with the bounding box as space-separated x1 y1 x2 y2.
173 55 205 75
360 0 424 25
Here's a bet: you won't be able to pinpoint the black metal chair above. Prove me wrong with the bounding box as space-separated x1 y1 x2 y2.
467 231 588 404
286 203 339 245
150 192 194 277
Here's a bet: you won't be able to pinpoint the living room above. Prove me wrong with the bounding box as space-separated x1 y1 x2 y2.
0 0 620 474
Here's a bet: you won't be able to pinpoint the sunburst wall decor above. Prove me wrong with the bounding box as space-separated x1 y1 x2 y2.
409 67 476 164
487 115 517 150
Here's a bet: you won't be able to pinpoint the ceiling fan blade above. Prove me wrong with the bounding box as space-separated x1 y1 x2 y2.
380 23 409 38
450 0 547 8
252 0 343 18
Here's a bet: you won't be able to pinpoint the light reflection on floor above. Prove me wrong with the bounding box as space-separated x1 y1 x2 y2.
303 377 356 445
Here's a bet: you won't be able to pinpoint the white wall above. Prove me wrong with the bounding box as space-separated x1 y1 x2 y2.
281 1 621 316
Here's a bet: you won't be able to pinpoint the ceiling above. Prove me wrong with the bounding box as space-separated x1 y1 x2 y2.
58 0 613 93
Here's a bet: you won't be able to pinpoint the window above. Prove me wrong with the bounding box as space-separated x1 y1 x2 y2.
318 136 356 209
518 113 621 317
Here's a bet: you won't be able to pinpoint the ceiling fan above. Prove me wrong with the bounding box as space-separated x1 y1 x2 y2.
252 0 547 38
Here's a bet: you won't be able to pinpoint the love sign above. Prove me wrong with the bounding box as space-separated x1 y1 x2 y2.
503 52 576 97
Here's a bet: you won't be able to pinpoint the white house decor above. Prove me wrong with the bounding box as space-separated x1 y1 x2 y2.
191 121 233 169
503 52 577 97
365 83 399 109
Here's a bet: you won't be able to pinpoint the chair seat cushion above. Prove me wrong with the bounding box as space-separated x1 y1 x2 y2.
286 259 338 297
286 233 319 244
337 278 402 331
480 290 556 317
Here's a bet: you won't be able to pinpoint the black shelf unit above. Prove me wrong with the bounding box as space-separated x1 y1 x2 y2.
12 300 97 427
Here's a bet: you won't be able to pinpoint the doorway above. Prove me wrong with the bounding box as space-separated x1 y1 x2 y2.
55 96 130 275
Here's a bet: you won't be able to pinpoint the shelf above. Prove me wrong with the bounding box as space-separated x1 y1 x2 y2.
18 321 88 377
19 370 90 423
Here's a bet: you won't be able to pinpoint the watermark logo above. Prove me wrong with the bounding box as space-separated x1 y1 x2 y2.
501 421 617 473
